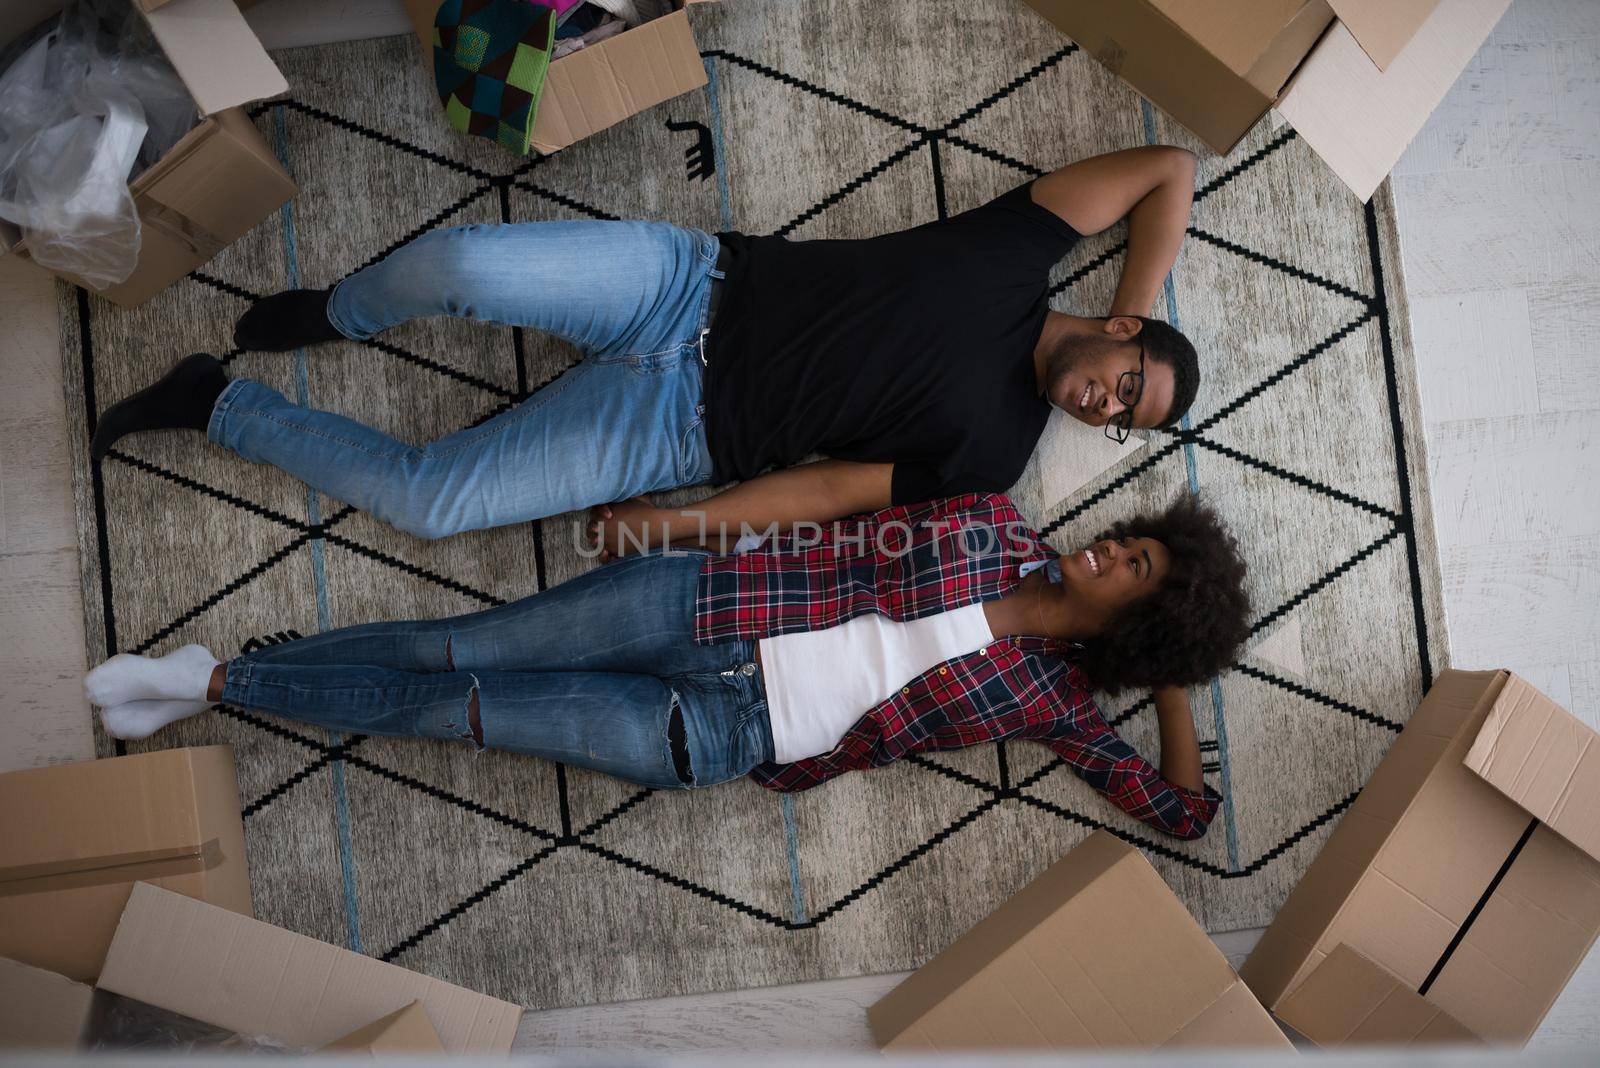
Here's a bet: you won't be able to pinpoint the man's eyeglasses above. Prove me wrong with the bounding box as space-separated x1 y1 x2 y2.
1104 339 1147 444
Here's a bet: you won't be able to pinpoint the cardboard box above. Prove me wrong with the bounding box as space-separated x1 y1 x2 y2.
1276 945 1482 1046
98 882 522 1053
1020 0 1512 200
319 1001 445 1055
0 746 253 983
0 956 98 1051
0 0 296 306
1241 670 1600 1046
867 830 1291 1051
404 0 714 155
0 959 446 1055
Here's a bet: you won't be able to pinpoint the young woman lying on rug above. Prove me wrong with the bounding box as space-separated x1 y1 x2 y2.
83 493 1249 840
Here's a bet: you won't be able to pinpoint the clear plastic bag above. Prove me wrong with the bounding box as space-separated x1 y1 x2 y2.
90 991 309 1056
0 0 198 289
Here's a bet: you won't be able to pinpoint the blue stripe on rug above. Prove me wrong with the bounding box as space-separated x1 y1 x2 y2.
273 104 366 952
781 792 808 923
1141 99 1240 872
704 57 734 231
705 56 808 918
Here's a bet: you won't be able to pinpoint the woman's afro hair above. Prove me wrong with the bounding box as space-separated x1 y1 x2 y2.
1075 495 1251 695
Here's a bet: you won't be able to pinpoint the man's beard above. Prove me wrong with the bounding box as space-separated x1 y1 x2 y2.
1044 335 1089 395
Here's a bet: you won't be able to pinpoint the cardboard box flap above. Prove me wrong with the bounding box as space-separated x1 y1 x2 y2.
0 956 98 1051
1159 979 1290 1049
98 883 521 1053
1276 0 1511 201
1464 674 1600 864
1278 944 1481 1045
1327 0 1441 70
1148 0 1322 75
318 1001 444 1053
141 0 286 116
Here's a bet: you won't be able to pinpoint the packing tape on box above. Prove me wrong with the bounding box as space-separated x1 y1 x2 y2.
0 839 223 897
1416 817 1540 995
137 198 228 260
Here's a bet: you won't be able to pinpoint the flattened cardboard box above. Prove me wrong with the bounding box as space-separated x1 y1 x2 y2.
98 882 521 1054
1019 0 1511 200
868 830 1291 1051
0 0 295 306
403 0 713 155
0 956 97 1051
1241 670 1600 1045
0 746 252 983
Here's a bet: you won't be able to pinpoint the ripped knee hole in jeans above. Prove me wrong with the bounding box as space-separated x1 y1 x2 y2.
668 695 693 785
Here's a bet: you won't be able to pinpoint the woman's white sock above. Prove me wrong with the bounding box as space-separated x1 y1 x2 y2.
100 699 210 740
85 644 219 708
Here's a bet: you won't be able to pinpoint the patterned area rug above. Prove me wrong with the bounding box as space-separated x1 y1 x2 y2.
59 0 1446 1010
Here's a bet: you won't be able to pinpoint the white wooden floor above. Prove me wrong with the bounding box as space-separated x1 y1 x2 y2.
1 0 1595 1055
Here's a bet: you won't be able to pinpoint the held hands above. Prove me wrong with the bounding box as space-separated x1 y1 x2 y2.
585 497 660 562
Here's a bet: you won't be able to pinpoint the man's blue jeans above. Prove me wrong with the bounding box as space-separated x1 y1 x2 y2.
221 552 775 788
208 221 722 539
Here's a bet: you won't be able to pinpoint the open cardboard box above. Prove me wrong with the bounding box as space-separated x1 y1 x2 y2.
0 746 253 983
91 882 522 1053
1 955 448 1055
1242 670 1600 1046
867 829 1292 1051
0 0 295 307
1020 0 1512 200
403 0 717 155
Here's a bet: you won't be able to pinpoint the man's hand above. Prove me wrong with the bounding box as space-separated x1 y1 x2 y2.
1032 146 1197 317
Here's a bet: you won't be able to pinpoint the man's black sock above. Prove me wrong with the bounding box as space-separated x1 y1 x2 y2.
91 353 228 461
233 287 343 352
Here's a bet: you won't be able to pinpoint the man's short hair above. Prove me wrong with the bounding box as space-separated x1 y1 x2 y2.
1075 494 1249 695
1135 316 1200 428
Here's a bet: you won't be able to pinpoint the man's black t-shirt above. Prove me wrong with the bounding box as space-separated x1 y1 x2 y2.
703 181 1080 504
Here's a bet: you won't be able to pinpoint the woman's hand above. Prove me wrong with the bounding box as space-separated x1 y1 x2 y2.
586 497 660 562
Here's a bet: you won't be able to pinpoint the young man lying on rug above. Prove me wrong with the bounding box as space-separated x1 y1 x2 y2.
84 493 1248 840
91 146 1201 545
